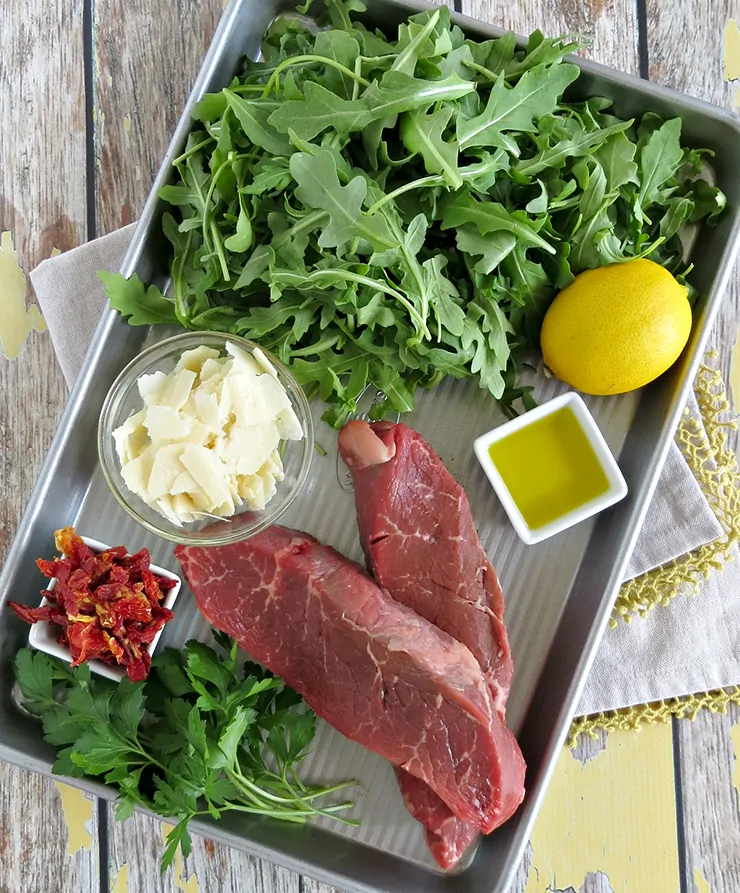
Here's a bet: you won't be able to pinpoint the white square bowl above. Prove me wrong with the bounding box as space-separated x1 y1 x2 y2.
473 392 628 546
28 535 181 681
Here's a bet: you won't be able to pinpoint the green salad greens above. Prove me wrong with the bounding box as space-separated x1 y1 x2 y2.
14 636 356 871
100 0 726 424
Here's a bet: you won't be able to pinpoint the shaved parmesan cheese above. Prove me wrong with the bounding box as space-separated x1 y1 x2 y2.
147 444 187 500
137 371 169 406
112 340 304 524
175 345 220 373
275 405 303 441
253 346 279 379
121 450 155 499
200 357 227 382
171 470 199 496
112 409 147 464
226 341 263 375
160 369 197 411
144 405 192 442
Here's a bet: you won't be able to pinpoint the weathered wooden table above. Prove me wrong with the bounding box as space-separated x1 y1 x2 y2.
2 1 740 891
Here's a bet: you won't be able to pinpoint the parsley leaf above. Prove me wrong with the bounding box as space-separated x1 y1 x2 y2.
13 641 357 874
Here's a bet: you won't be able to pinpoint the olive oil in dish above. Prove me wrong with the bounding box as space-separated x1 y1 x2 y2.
487 405 609 530
473 392 628 545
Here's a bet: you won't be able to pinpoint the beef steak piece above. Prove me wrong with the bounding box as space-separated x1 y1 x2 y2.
339 421 526 868
176 525 509 834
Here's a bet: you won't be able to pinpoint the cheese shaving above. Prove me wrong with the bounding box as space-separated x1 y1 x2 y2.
112 342 304 525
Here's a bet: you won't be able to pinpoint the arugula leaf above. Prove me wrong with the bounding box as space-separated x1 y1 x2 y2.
362 71 476 121
423 255 466 337
291 150 397 251
243 157 293 195
468 32 517 74
460 312 506 397
636 117 684 218
502 33 579 80
313 30 362 98
457 64 580 150
595 129 639 191
688 178 727 223
660 196 695 240
225 92 294 156
579 163 608 220
270 82 374 140
234 244 274 289
98 272 176 325
393 8 443 75
515 119 632 177
456 226 517 274
440 190 555 254
224 194 253 253
400 107 461 188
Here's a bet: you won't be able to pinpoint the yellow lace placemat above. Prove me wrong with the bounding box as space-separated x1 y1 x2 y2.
571 359 740 746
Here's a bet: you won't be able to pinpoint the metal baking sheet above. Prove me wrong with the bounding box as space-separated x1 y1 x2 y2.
2 2 740 892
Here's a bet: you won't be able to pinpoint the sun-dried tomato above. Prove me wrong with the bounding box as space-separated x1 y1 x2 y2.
9 526 175 682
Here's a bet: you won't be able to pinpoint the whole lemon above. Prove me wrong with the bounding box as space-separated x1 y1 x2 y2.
540 258 692 396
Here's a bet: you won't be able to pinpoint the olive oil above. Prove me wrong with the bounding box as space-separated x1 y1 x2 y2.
487 405 610 530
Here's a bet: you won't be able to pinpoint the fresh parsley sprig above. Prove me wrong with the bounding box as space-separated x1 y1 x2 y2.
14 634 357 872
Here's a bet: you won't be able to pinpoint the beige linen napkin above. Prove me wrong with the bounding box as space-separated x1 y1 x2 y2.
29 226 732 716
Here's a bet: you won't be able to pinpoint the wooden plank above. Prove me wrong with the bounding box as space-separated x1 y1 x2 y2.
459 0 641 75
0 777 100 893
675 708 740 892
0 0 98 890
515 724 681 893
645 0 740 396
91 0 223 233
645 6 740 892
106 810 305 893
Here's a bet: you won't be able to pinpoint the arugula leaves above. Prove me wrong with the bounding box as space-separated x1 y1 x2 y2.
100 272 177 326
100 0 726 422
456 64 580 150
14 642 356 873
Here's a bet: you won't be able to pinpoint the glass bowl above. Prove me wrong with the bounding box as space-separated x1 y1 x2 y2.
98 331 314 546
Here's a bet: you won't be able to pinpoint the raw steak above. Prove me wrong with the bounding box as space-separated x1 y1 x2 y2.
396 770 479 868
176 525 509 833
339 421 526 868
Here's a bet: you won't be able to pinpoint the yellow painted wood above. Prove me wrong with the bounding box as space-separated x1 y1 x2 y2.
694 867 713 892
730 328 740 411
730 721 740 794
524 724 680 893
111 864 130 893
54 782 94 857
0 231 46 360
724 18 740 80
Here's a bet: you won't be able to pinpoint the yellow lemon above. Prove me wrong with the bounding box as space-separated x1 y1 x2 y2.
540 258 692 396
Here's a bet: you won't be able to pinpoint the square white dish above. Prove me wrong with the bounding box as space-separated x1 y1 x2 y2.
28 535 181 681
473 392 629 545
